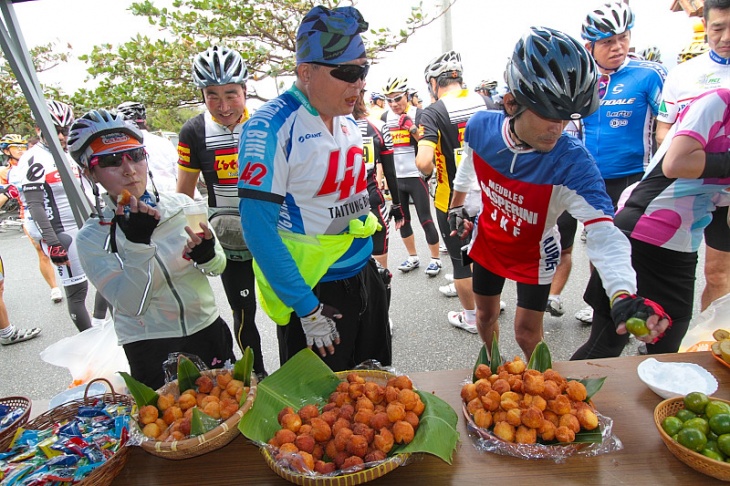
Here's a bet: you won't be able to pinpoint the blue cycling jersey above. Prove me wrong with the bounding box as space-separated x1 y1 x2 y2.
583 58 667 180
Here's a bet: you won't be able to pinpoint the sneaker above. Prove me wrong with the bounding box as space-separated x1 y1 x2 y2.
439 282 458 297
546 296 565 317
254 371 269 384
448 311 478 334
439 243 448 254
575 306 594 324
637 343 648 355
0 327 41 345
425 260 442 277
580 228 587 243
445 273 454 282
397 258 420 273
50 287 63 303
500 300 506 313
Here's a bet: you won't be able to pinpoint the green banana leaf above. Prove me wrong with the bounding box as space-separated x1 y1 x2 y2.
118 371 159 407
527 341 552 371
472 345 490 382
177 354 202 393
234 347 254 388
239 348 459 465
490 332 502 374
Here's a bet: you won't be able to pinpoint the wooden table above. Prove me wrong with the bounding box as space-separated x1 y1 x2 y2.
111 352 730 485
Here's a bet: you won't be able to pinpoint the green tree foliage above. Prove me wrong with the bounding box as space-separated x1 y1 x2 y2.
0 43 70 135
72 0 456 116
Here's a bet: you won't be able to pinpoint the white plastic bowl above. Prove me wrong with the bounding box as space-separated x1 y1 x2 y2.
637 358 718 399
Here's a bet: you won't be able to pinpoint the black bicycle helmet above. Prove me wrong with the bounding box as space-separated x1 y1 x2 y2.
506 26 599 120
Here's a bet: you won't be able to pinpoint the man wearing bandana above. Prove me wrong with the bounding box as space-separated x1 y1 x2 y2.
238 6 391 371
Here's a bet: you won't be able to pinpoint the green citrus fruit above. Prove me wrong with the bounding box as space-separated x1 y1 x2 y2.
710 414 730 435
683 417 710 436
684 392 710 415
677 427 707 452
709 430 720 442
717 433 730 456
676 409 698 422
661 416 684 436
706 401 730 419
702 448 724 461
626 317 649 337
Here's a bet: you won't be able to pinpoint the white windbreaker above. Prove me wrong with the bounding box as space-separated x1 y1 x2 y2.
76 192 226 345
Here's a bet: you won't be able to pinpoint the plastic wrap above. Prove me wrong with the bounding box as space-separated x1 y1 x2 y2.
464 403 623 463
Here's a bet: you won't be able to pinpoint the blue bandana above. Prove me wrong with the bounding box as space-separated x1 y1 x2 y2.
296 6 368 65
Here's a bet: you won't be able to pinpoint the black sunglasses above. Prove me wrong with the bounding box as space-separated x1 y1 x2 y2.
310 61 369 83
56 126 70 136
90 147 147 169
386 95 404 104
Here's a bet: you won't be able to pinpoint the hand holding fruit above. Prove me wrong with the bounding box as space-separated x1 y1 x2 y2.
610 293 671 343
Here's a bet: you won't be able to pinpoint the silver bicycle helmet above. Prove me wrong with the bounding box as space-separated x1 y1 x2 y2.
581 1 634 42
31 100 75 128
117 101 147 122
383 77 408 95
507 27 599 120
475 79 498 93
192 46 249 88
638 46 661 63
370 91 385 102
68 109 143 169
423 50 463 82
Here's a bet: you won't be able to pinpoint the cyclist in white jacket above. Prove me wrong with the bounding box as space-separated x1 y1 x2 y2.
69 109 235 389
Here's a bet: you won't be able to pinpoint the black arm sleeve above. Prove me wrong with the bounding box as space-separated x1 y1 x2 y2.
700 152 730 179
379 151 401 207
24 186 61 246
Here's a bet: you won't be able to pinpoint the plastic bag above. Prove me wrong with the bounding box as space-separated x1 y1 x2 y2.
40 319 130 391
679 293 730 352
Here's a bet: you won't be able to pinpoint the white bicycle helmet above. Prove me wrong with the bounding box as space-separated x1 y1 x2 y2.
192 46 249 88
507 27 599 121
581 1 634 42
31 100 75 128
68 109 143 169
383 77 408 95
475 79 498 93
639 46 661 63
117 101 147 122
423 50 462 83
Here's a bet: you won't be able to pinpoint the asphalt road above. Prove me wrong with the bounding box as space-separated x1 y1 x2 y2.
0 205 707 402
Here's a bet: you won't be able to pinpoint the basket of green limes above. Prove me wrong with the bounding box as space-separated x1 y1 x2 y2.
654 392 730 481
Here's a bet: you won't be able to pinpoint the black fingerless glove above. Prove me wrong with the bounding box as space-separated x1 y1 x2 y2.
187 235 217 265
114 211 159 244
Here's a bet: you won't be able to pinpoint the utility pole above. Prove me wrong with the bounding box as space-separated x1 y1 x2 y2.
441 0 453 52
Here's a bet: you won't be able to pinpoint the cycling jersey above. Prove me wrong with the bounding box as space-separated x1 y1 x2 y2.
455 110 636 298
382 106 421 178
178 110 251 258
617 88 730 252
583 58 667 179
15 143 81 237
417 88 487 212
238 85 372 319
658 52 730 124
142 129 178 193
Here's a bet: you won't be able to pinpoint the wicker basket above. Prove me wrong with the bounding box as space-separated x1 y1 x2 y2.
263 369 411 486
139 369 257 460
0 396 31 452
21 378 132 486
654 397 730 481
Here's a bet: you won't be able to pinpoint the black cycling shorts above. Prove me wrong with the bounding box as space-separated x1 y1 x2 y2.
556 210 577 252
472 261 550 312
436 208 472 280
705 206 730 252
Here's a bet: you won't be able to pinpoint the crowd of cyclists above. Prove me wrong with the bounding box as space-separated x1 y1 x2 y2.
0 1 727 382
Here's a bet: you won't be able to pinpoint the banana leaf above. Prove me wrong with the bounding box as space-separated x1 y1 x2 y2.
472 345 490 382
177 354 202 393
233 347 254 387
527 340 552 371
118 371 159 407
239 348 459 465
490 332 502 374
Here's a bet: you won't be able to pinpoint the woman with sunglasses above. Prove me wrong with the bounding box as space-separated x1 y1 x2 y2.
69 109 235 389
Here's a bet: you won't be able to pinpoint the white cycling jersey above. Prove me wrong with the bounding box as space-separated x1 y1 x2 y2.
382 106 421 178
658 51 730 124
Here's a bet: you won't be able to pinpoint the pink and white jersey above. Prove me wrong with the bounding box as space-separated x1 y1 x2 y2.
617 88 730 252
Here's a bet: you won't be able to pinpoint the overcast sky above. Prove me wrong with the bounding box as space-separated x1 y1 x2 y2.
12 0 697 108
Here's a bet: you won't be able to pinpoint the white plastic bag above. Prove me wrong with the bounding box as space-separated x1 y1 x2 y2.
679 293 730 351
40 319 130 391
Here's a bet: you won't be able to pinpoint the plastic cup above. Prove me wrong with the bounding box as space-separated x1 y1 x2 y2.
183 200 208 234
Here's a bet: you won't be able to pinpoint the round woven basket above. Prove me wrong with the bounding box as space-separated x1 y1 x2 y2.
0 396 31 452
654 396 730 481
139 369 257 460
263 369 410 486
23 378 132 486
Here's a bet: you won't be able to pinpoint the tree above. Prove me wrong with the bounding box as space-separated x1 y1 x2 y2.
0 43 71 135
71 0 457 117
